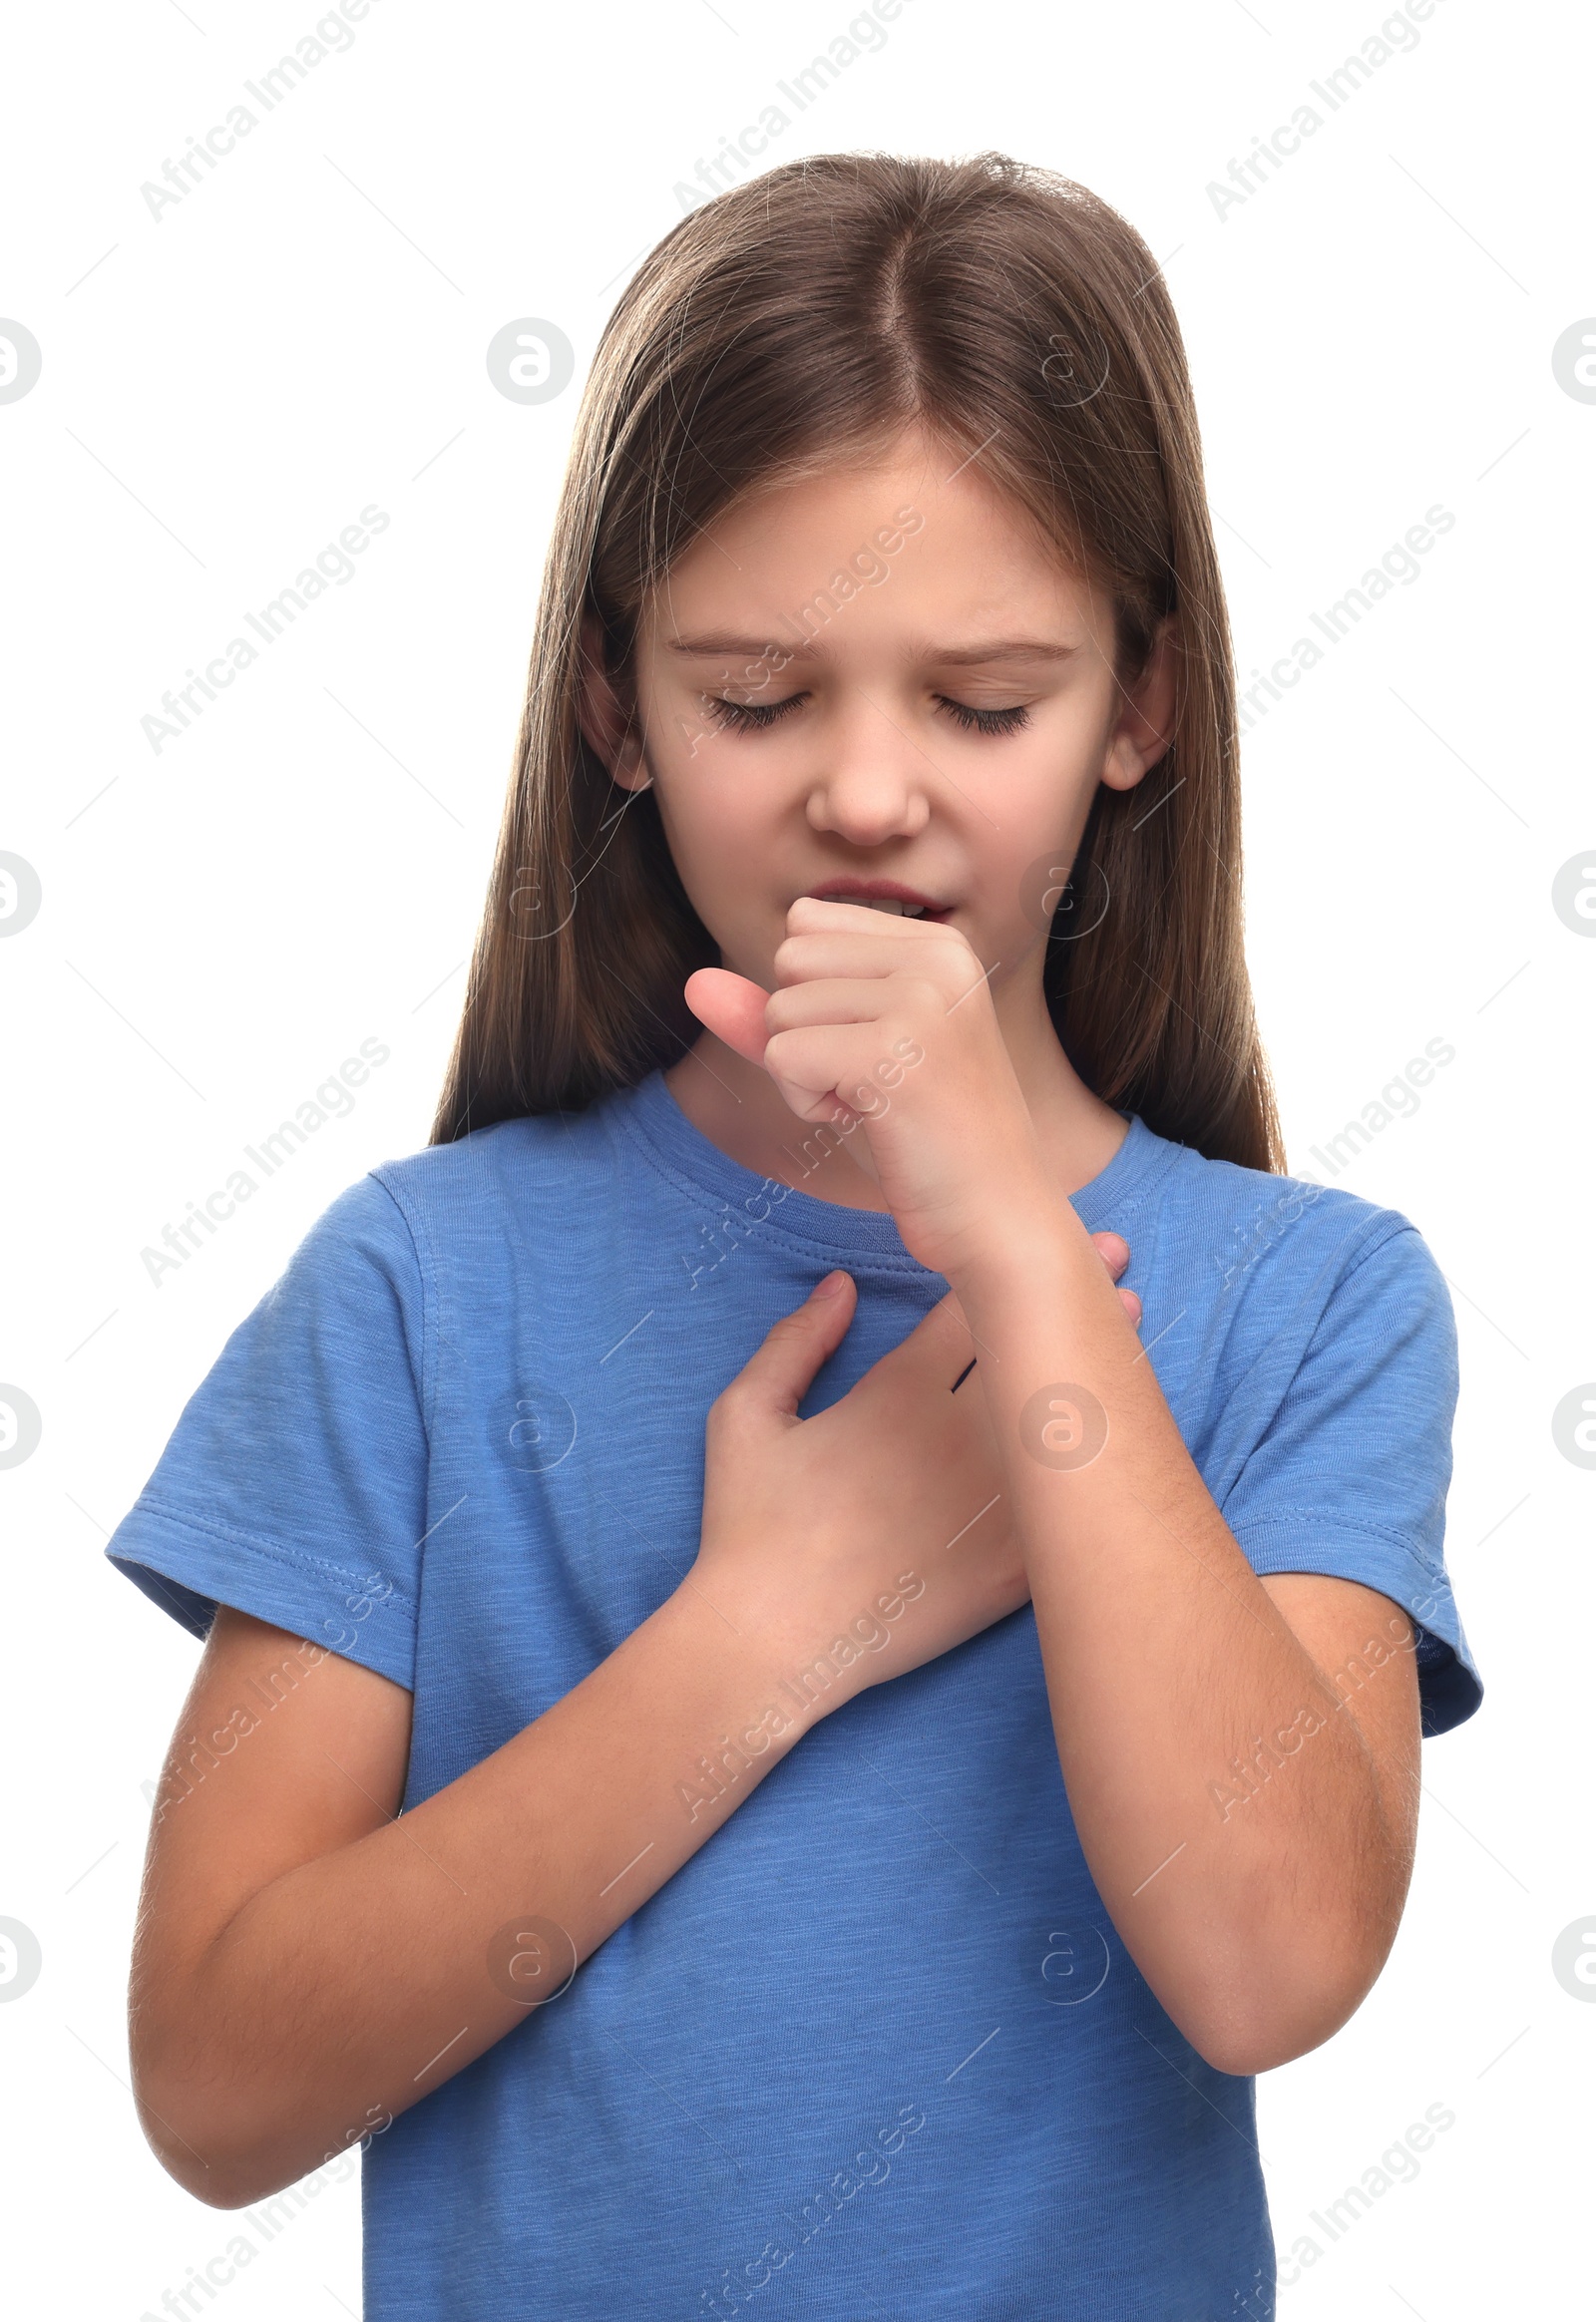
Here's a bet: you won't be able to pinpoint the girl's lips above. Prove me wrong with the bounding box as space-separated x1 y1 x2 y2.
800 881 952 920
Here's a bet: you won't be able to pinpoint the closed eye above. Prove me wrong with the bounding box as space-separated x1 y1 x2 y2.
935 696 1031 735
701 692 807 732
702 690 1032 736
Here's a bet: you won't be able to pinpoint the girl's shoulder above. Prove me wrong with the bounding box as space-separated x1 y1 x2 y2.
1093 1114 1442 1312
361 1088 646 1235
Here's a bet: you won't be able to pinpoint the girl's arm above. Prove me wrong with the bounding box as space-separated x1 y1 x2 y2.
137 1588 793 2207
131 1267 1032 2208
947 1214 1420 2077
731 897 1422 2078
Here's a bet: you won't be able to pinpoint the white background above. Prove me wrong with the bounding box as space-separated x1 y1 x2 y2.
1 0 1589 2313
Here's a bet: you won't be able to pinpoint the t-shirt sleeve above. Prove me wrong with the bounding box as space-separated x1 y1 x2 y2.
1219 1220 1482 1738
104 1171 430 1691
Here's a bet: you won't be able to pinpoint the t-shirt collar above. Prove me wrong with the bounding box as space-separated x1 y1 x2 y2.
616 1067 1172 1270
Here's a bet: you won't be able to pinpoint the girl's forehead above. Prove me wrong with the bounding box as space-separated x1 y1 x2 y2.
643 456 1104 649
707 438 1013 545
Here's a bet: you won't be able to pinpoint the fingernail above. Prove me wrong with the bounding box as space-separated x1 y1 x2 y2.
814 1271 849 1300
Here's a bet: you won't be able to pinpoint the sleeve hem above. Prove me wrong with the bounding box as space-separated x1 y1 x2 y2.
105 1500 417 1693
1230 1516 1482 1739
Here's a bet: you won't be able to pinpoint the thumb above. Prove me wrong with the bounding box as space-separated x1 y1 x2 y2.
687 968 882 1186
684 967 771 1068
725 1271 857 1423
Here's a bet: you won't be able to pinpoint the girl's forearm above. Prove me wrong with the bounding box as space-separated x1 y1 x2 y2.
948 1208 1406 2076
148 1584 820 2206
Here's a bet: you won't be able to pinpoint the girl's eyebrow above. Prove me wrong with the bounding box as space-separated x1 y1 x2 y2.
664 633 1081 664
665 633 803 659
929 639 1082 665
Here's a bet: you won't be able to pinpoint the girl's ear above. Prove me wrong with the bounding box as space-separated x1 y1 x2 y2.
576 610 650 791
1100 615 1180 793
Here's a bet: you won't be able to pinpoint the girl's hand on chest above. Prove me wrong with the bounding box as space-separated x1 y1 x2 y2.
688 1235 1138 1712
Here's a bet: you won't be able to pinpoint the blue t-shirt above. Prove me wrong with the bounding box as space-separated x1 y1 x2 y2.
107 1072 1481 2322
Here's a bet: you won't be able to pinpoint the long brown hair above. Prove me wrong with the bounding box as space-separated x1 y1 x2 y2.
431 151 1283 1172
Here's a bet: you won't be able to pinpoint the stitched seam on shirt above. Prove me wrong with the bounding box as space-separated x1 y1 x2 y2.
1211 1216 1439 1461
1223 1203 1411 1335
1324 1216 1424 1299
128 1496 421 1619
367 1167 440 1447
617 1100 1186 1275
1082 1129 1184 1232
1232 1513 1445 1563
615 1109 934 1276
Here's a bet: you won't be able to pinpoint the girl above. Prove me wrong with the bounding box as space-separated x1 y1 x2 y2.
111 153 1481 2320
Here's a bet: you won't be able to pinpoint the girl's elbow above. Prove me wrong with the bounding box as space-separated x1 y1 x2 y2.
132 2047 305 2211
134 2089 257 2209
1189 2013 1339 2078
1174 1939 1391 2077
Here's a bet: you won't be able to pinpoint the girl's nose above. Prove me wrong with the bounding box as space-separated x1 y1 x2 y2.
804 712 933 846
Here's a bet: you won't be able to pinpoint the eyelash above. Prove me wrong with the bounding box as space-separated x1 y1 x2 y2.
701 693 803 733
700 692 1031 736
937 697 1030 736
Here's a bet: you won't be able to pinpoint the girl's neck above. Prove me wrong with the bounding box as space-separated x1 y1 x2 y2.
661 970 1130 1216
